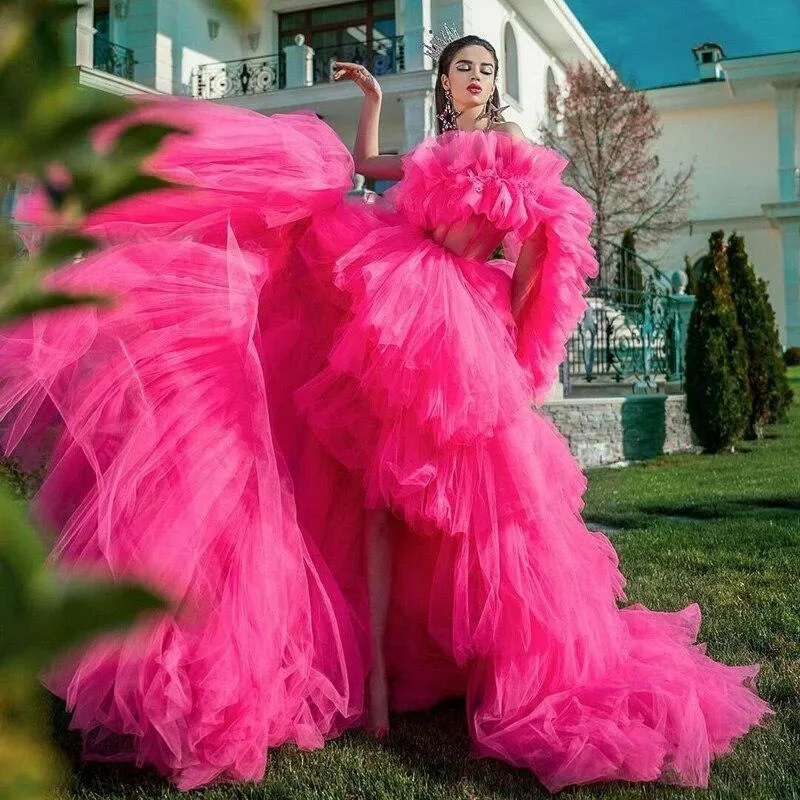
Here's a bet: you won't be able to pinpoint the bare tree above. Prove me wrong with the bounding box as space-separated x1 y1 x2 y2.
541 64 694 282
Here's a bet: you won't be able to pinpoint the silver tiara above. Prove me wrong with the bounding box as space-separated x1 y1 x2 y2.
422 22 461 64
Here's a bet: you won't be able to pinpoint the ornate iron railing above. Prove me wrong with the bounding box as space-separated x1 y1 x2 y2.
563 240 692 391
93 35 134 81
192 36 405 100
311 37 405 84
566 281 682 383
193 53 284 99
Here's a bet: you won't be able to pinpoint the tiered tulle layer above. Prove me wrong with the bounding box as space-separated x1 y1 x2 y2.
294 207 773 791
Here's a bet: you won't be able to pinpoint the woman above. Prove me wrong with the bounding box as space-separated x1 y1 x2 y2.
1 33 771 793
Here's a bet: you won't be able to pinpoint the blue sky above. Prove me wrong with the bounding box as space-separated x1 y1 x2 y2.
566 0 800 88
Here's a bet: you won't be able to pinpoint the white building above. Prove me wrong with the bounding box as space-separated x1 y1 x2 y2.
71 1 606 171
646 44 800 347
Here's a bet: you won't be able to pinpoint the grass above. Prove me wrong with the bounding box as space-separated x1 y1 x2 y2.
45 369 800 799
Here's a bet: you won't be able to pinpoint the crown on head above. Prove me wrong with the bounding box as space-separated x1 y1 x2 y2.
422 22 462 65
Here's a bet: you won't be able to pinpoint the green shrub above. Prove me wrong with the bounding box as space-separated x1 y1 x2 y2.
784 347 800 367
726 233 791 436
685 230 750 452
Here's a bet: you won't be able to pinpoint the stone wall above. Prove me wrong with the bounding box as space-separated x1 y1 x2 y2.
539 394 699 469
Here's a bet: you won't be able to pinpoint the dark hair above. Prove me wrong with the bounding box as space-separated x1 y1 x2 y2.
434 35 503 135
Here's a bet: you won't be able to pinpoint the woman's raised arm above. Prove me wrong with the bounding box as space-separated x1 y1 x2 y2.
332 61 403 181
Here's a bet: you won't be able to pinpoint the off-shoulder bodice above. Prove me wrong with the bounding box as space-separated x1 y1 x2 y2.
384 130 569 258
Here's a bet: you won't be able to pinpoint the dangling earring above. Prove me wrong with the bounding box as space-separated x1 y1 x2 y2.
477 86 509 128
438 87 460 132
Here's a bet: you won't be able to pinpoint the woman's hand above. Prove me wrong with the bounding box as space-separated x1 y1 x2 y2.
331 61 382 101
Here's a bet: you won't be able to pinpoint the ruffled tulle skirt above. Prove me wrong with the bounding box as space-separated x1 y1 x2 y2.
0 97 772 793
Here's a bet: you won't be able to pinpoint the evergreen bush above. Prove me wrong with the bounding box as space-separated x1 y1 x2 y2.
726 233 783 437
685 230 750 452
784 347 800 367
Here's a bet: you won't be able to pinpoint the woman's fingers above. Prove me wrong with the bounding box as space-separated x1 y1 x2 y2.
332 62 370 81
330 61 381 98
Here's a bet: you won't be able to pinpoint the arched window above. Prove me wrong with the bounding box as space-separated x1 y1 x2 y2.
545 66 557 126
503 22 519 102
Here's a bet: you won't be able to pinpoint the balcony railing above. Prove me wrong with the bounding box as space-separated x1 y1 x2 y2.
193 53 284 99
93 35 135 81
311 38 405 84
192 36 405 100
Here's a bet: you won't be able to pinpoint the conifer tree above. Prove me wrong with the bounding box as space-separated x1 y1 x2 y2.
685 230 750 452
726 233 774 438
757 275 794 422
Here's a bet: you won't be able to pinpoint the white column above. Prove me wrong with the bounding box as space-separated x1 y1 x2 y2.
398 0 433 72
283 35 314 89
125 0 157 88
780 222 800 346
75 0 94 68
401 89 436 151
774 81 798 202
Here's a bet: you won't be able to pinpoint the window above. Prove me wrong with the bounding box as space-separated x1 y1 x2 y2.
503 22 519 102
94 0 110 39
279 1 396 57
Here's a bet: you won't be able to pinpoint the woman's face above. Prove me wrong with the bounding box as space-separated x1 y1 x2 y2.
442 44 496 110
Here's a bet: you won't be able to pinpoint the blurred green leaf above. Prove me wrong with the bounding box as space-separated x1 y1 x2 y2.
111 122 189 162
0 290 111 325
0 486 45 592
0 9 27 70
39 232 97 264
0 88 129 173
74 171 176 215
19 578 168 669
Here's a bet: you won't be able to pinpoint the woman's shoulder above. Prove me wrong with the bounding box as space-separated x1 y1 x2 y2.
486 120 528 141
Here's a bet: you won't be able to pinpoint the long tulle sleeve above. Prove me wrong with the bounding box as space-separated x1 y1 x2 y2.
504 157 598 404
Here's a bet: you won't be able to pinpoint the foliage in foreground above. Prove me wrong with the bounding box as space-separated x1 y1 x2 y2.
0 1 258 799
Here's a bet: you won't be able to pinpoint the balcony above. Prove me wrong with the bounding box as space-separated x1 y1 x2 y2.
192 36 405 100
93 35 135 81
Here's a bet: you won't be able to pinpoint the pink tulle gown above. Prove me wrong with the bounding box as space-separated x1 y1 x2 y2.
0 98 771 793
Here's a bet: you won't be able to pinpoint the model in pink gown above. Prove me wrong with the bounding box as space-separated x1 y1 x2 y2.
0 98 771 792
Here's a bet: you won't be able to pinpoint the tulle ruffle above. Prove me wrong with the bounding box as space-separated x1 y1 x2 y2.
2 98 363 790
384 129 599 402
16 97 354 251
296 204 772 793
386 129 568 242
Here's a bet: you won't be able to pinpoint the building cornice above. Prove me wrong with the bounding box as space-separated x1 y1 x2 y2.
647 50 800 111
762 200 800 227
723 50 800 89
77 66 163 95
505 0 610 71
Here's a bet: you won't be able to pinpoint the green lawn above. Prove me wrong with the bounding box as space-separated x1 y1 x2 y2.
52 369 800 800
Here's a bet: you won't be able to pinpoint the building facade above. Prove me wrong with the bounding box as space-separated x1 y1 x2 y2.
69 0 606 156
646 45 800 347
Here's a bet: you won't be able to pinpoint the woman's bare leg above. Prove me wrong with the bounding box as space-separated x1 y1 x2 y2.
365 508 392 737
